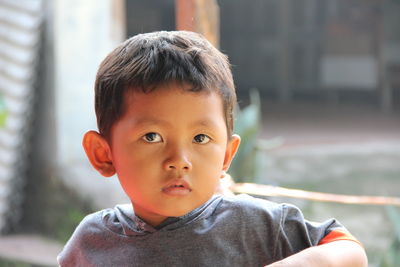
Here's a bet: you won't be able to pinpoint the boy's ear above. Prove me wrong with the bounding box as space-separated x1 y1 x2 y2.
82 130 116 177
222 134 241 174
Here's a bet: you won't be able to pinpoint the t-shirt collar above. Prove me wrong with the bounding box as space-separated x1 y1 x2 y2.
114 195 222 236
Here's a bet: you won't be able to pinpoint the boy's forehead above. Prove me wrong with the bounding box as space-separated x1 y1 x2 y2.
110 83 231 139
121 83 225 117
124 83 220 103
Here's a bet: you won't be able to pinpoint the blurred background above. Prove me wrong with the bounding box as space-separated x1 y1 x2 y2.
0 0 399 266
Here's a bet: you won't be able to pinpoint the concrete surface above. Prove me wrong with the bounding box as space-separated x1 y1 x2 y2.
0 234 63 266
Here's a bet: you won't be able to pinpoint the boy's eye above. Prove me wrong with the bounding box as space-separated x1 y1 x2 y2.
142 132 162 143
193 134 211 144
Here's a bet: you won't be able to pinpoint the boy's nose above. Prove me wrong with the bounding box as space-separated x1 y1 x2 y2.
163 148 192 171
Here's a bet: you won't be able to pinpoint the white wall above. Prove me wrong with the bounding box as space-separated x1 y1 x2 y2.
54 0 129 208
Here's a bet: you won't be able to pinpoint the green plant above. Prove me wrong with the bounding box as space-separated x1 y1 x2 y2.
229 89 261 183
0 93 8 128
20 173 94 243
380 206 400 266
0 257 46 267
229 89 283 183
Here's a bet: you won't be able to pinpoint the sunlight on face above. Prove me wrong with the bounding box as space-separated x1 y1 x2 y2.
109 83 235 226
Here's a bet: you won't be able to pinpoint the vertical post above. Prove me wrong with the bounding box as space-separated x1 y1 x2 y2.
175 0 195 31
175 0 219 48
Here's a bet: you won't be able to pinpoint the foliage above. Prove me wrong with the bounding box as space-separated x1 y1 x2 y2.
379 206 400 266
0 257 46 267
229 89 261 183
20 173 94 243
229 89 283 183
40 179 93 243
0 93 7 128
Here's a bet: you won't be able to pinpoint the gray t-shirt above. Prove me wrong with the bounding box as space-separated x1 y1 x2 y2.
58 194 346 266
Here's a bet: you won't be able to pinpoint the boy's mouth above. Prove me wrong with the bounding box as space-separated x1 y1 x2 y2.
162 179 192 196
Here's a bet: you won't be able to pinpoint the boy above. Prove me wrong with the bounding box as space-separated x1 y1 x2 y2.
58 31 367 266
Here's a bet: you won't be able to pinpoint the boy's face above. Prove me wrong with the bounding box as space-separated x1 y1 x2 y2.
86 83 240 226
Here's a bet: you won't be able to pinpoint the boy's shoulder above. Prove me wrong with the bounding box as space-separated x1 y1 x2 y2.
221 194 342 231
62 206 124 244
212 194 318 233
219 193 299 219
75 204 141 236
57 204 136 265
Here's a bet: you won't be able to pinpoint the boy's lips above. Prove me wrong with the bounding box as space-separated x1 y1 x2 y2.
162 179 192 196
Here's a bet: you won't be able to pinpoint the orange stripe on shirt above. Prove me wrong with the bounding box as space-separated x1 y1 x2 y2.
318 229 362 246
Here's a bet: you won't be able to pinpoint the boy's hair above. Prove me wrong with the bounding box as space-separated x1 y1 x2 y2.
94 31 236 139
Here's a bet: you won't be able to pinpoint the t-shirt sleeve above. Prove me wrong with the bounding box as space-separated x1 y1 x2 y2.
318 228 360 245
274 203 359 257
